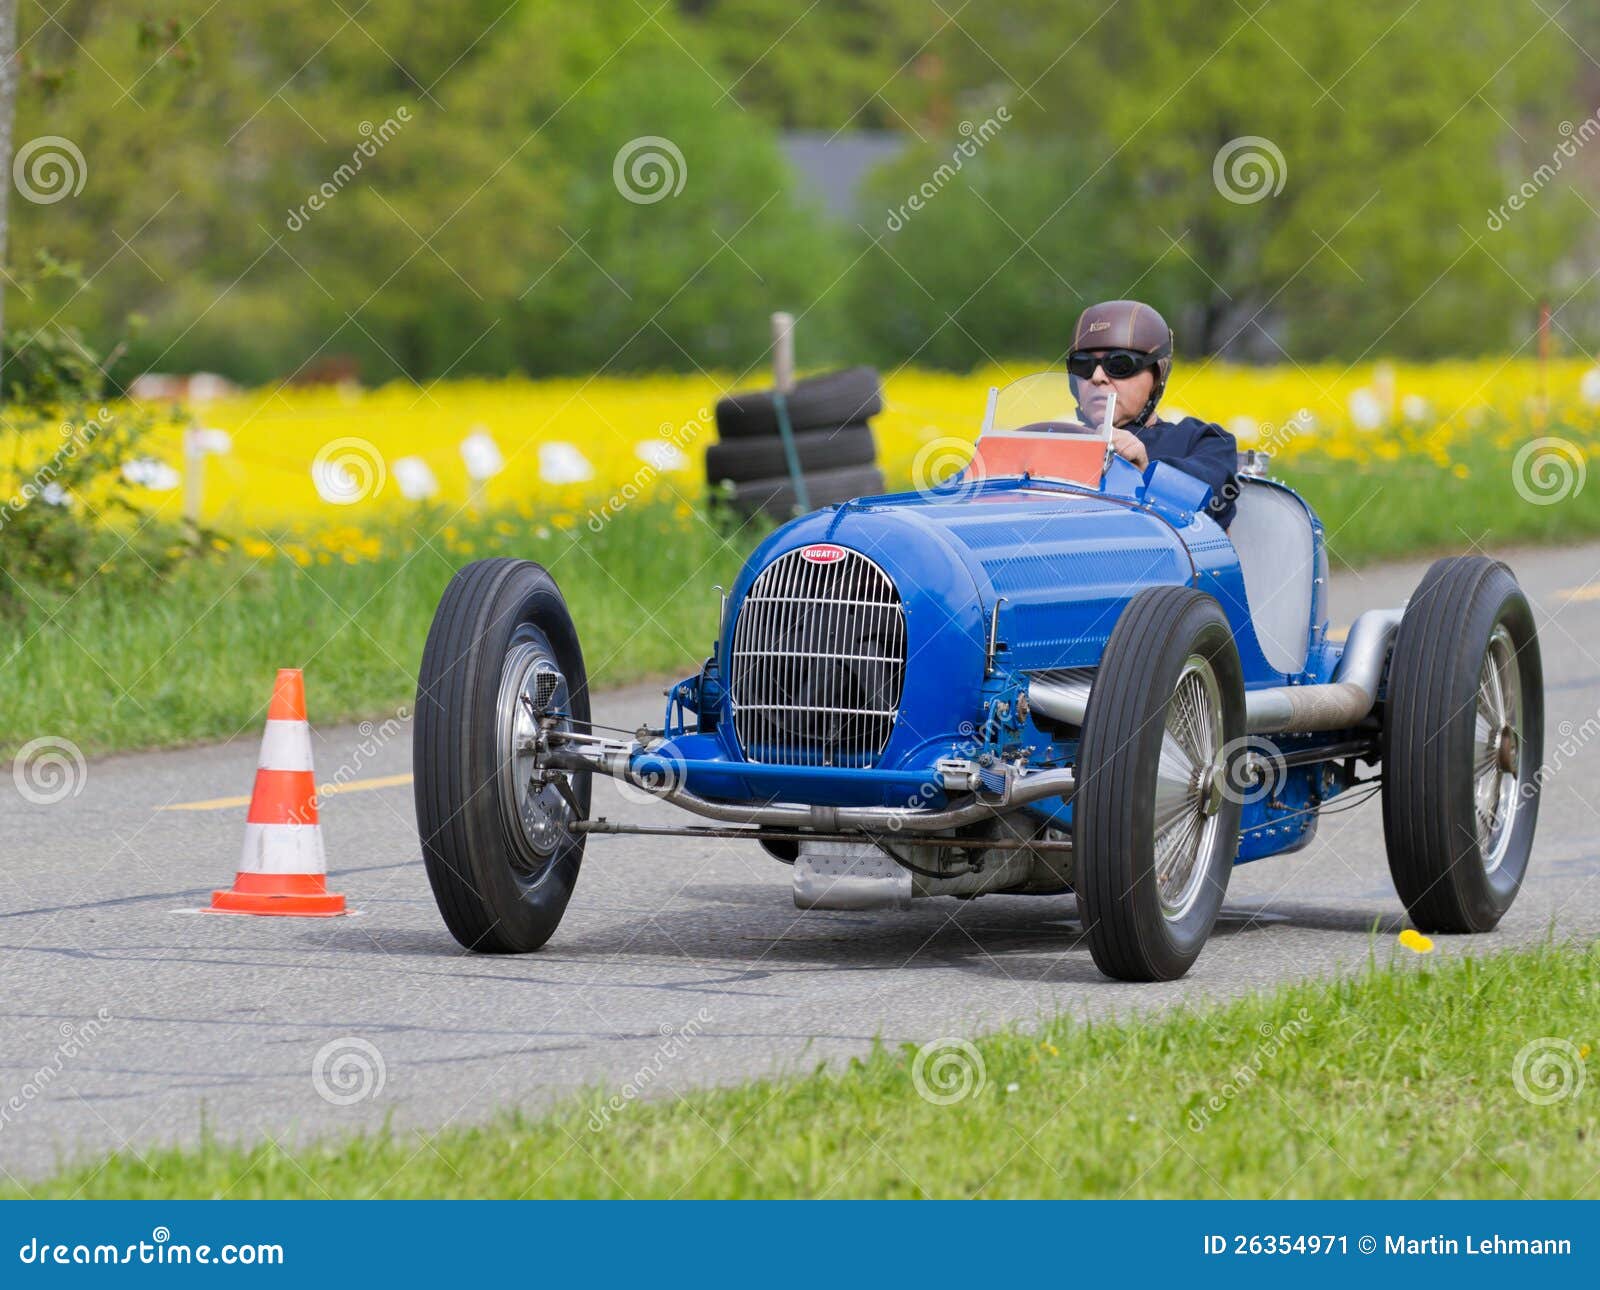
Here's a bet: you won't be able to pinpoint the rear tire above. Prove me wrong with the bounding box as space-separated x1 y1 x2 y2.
720 464 886 517
706 423 876 483
414 558 591 953
714 366 882 438
1073 586 1245 981
1382 556 1542 933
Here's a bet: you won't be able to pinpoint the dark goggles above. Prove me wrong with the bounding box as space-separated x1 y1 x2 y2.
1067 348 1159 380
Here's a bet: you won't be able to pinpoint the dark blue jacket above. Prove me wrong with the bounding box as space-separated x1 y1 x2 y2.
1132 416 1239 529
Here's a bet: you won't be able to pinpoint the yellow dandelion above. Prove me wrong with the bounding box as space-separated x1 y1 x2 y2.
1398 928 1434 954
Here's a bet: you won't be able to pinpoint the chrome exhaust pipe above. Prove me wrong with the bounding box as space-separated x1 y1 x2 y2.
1025 668 1094 727
551 743 1077 831
1026 608 1405 736
1243 607 1403 733
629 767 1078 832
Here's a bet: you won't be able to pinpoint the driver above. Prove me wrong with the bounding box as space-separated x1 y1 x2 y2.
1068 299 1238 529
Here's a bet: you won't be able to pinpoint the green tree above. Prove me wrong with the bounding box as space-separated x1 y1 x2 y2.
929 0 1584 360
8 0 850 383
674 0 948 131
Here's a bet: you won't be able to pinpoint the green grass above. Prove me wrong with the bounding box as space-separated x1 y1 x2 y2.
13 940 1596 1199
1275 432 1600 564
0 503 758 757
4 426 1598 758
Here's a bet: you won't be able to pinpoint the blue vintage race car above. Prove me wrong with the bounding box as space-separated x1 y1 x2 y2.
413 373 1544 981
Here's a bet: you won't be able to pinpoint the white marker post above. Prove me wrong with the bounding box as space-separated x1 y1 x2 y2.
460 428 504 513
182 424 233 525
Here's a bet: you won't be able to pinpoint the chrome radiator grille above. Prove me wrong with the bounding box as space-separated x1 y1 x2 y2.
729 547 906 767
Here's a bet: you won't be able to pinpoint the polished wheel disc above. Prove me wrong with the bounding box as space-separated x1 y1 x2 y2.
1474 622 1524 874
1153 654 1225 922
498 638 577 874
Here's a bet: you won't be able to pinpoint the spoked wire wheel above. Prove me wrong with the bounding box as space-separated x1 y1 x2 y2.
1153 655 1227 923
1473 624 1524 875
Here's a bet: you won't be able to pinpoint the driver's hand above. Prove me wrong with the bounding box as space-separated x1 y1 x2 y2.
1112 428 1149 469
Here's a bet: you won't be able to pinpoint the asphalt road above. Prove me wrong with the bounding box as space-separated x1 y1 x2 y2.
3 541 1599 1188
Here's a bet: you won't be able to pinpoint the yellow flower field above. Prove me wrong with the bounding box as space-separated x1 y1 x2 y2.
11 359 1600 534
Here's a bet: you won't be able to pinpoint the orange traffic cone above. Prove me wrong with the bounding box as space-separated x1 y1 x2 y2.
208 669 347 917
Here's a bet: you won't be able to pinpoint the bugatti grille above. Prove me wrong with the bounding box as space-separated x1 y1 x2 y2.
729 548 906 766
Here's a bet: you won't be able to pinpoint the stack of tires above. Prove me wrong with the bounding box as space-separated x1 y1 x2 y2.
708 366 885 519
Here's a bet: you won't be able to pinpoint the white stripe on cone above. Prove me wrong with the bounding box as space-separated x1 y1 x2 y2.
257 718 315 771
239 822 328 876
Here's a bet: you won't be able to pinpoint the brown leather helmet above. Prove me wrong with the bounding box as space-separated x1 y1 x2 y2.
1070 299 1174 425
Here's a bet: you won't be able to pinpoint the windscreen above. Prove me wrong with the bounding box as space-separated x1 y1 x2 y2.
985 372 1109 435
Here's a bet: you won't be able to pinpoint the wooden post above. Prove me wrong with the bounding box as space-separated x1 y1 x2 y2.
771 312 795 393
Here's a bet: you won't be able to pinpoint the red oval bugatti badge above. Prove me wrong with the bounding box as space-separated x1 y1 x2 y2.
800 544 846 564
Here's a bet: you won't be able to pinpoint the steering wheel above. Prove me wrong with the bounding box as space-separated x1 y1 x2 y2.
1010 420 1099 436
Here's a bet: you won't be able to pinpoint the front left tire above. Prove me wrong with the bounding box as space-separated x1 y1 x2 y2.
1073 586 1246 981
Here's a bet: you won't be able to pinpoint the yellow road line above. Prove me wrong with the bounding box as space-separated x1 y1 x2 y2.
1559 584 1600 603
160 771 414 812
